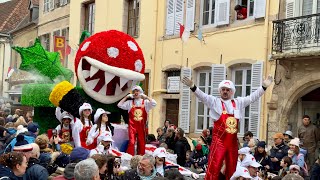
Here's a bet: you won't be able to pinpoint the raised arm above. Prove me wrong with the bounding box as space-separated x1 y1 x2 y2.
141 94 157 112
117 94 132 110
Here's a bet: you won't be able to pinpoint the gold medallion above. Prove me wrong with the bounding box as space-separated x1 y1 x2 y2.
133 109 143 121
225 117 237 134
222 111 227 114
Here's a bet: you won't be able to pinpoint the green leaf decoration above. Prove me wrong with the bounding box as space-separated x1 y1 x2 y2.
12 38 73 82
79 31 91 45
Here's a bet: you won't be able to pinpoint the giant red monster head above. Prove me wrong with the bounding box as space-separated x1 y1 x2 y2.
75 30 145 104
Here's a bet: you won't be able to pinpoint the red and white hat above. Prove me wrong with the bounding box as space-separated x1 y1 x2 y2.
153 147 167 158
241 154 261 168
218 80 236 93
97 132 113 144
230 166 252 180
94 108 111 123
79 103 92 116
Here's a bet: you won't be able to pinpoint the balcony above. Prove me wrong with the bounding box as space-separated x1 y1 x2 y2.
272 13 320 55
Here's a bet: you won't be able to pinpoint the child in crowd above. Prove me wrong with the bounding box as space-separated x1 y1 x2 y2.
278 156 292 178
184 150 192 168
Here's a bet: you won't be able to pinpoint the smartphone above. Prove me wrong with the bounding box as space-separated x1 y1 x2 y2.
52 129 57 138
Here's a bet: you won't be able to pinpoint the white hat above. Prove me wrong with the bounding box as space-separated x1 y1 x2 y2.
218 80 236 93
284 130 293 138
153 147 167 158
230 166 252 180
241 154 261 168
238 147 251 155
79 103 92 116
131 85 143 93
97 132 113 144
16 125 28 135
94 108 111 123
289 165 300 171
59 111 73 122
289 138 300 147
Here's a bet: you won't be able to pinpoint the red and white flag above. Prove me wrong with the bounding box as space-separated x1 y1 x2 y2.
7 67 15 78
179 23 190 43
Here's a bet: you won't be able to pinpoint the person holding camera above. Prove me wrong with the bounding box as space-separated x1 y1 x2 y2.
117 85 156 155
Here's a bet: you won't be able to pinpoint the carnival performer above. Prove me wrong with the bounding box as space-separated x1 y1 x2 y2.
55 109 73 144
72 103 94 149
117 85 157 155
89 132 114 156
182 75 273 180
86 108 114 149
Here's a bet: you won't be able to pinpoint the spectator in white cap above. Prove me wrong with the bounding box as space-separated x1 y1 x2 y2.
71 103 93 149
118 85 157 155
182 74 272 180
86 108 114 149
89 132 114 157
288 138 305 169
55 111 73 143
283 130 293 145
241 154 262 179
238 147 251 166
230 166 252 180
289 164 300 174
153 147 167 176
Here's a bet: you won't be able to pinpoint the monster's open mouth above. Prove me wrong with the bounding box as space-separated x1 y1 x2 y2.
77 56 145 103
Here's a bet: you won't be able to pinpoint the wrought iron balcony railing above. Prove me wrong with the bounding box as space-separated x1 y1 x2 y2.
272 13 320 54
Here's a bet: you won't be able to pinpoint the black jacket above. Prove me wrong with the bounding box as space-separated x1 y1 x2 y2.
25 158 49 180
121 169 140 180
174 137 191 166
269 142 289 173
0 164 25 180
254 153 273 173
310 163 320 180
165 133 176 150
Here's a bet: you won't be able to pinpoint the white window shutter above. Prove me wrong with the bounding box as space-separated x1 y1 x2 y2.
179 67 191 133
249 61 263 137
49 0 54 10
286 0 295 18
174 0 184 34
211 64 226 97
254 0 266 18
186 0 195 31
166 0 175 35
216 0 230 26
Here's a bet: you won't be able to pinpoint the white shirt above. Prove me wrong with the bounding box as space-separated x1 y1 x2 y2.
86 124 112 145
156 165 164 176
194 87 265 121
55 124 71 135
89 144 109 157
72 118 91 147
118 98 157 113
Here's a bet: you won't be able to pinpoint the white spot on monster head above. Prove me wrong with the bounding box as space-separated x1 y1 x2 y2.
81 41 91 51
107 47 119 58
127 41 138 51
134 60 143 72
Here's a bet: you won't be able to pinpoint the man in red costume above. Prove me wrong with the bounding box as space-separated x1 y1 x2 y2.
118 85 157 155
182 75 273 180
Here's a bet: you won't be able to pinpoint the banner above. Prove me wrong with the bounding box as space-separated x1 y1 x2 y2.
54 36 66 64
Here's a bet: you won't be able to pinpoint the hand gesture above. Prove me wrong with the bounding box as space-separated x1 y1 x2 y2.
263 74 273 88
140 94 148 100
182 77 194 88
126 94 133 99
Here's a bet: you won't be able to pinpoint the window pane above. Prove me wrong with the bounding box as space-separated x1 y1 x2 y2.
200 87 205 93
246 70 251 84
211 0 215 24
235 86 242 97
302 0 313 16
318 0 320 13
244 118 249 133
197 116 204 130
235 71 243 84
245 105 250 117
199 73 206 86
198 102 204 115
246 86 250 96
202 0 210 25
209 73 212 86
249 0 254 16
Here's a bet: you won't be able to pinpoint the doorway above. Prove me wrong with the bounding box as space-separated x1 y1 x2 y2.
165 99 179 126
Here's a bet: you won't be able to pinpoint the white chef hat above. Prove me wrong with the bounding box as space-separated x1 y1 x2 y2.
218 80 236 93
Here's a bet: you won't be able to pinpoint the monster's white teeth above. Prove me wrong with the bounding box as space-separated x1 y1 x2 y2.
87 79 99 89
105 71 115 84
114 84 122 96
89 66 99 77
98 84 107 95
83 70 90 79
120 77 129 89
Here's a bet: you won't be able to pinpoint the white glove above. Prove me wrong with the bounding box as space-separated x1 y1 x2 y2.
263 74 273 88
181 76 194 88
126 94 133 99
86 138 93 146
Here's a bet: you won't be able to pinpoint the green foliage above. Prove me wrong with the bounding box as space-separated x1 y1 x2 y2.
21 84 55 107
33 107 59 134
12 39 73 82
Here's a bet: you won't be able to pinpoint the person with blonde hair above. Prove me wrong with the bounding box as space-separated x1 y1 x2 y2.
14 116 28 128
25 143 49 179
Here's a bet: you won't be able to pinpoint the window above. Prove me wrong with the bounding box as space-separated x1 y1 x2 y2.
127 0 140 37
288 0 320 17
195 70 212 131
232 67 251 135
237 0 254 17
44 0 54 12
166 0 184 35
60 0 69 6
84 2 95 35
53 30 60 37
61 27 69 67
202 0 216 26
40 33 50 51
